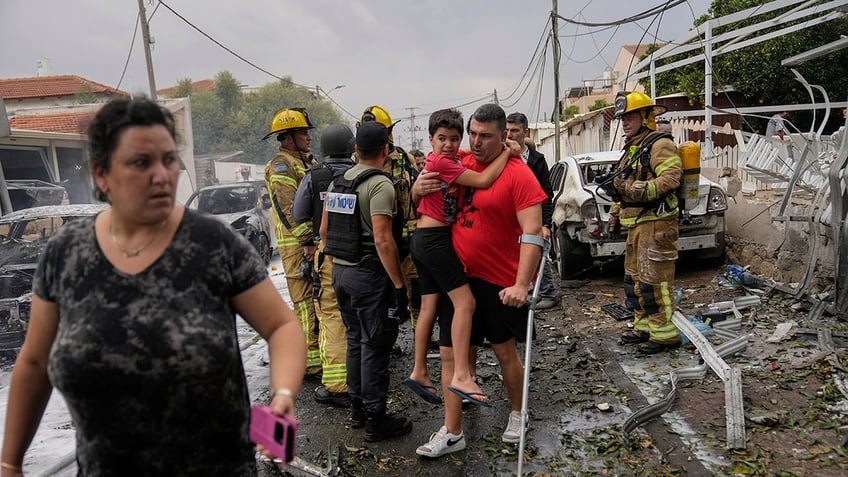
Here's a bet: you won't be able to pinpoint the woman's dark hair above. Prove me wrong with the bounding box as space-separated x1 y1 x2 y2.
88 97 177 202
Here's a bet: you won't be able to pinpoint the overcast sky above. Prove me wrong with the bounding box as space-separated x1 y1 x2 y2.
1 0 711 150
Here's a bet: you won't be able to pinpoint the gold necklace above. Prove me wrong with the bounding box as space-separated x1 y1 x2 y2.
109 219 167 258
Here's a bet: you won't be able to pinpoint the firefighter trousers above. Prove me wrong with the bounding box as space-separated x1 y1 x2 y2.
281 246 321 373
315 241 348 393
623 218 680 345
401 254 420 326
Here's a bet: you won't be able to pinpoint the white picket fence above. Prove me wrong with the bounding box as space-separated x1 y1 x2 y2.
669 118 839 197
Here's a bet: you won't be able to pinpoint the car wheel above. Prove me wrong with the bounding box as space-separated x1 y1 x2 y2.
557 227 592 280
258 233 272 265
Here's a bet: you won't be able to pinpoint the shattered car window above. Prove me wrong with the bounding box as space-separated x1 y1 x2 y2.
583 164 613 184
197 186 258 215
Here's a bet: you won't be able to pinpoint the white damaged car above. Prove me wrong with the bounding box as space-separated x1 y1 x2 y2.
549 150 728 280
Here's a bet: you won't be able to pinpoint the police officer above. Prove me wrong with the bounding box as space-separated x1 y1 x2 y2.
357 105 421 325
291 124 356 407
320 121 413 441
262 108 321 375
610 91 683 354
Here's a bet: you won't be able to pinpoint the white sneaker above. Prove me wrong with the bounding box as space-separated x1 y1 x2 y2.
502 410 527 443
416 426 466 457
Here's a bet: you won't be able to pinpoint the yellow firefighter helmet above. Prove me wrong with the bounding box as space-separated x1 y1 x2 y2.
358 105 401 144
613 91 667 130
262 107 315 140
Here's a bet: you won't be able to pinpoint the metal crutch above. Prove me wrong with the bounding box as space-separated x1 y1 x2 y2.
517 235 550 476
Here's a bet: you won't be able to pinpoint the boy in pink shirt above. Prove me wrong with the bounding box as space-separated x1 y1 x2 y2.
405 108 518 408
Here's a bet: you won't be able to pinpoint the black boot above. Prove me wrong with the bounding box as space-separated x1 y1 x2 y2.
314 385 351 408
620 330 649 344
637 340 681 355
364 412 413 442
351 400 365 429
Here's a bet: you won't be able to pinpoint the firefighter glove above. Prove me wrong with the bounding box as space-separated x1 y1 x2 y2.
298 258 314 280
607 214 621 238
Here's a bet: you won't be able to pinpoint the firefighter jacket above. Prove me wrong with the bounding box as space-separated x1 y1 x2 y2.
264 146 317 248
383 147 417 239
613 129 682 227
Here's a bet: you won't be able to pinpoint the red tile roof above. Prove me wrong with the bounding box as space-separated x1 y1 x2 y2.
0 75 128 100
158 79 216 96
9 111 94 134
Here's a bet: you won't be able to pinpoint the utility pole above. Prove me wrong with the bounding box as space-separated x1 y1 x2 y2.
405 107 423 151
137 0 157 100
493 89 499 105
551 0 562 164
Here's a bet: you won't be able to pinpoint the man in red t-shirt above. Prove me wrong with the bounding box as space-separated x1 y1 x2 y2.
412 103 547 457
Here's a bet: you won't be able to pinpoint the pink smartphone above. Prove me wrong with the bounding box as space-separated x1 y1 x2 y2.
249 405 297 463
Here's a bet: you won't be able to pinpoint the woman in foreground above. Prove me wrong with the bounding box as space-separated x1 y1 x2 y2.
1 97 305 476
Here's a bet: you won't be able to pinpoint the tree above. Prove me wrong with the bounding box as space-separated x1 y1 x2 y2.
187 72 344 163
588 99 612 112
562 105 580 120
170 78 194 98
640 0 848 134
214 70 242 113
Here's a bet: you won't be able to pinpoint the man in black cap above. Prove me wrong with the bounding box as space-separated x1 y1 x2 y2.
320 121 413 441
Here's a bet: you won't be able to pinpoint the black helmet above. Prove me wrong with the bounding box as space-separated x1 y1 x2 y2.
320 123 354 157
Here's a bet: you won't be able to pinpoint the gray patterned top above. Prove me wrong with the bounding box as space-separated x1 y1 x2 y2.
34 209 267 476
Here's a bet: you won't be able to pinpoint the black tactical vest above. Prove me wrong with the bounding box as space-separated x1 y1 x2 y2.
308 160 353 235
324 168 391 263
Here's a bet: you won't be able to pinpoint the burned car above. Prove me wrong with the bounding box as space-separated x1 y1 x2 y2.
549 150 728 280
6 179 68 211
0 203 109 358
185 181 274 264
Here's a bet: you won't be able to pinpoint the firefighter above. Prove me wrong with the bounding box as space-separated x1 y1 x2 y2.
262 108 321 375
291 124 356 407
357 105 421 326
610 91 683 354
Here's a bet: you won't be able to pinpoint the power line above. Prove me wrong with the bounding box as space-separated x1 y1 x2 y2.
557 0 687 27
499 16 553 103
560 24 622 65
115 11 141 91
315 86 358 120
502 33 550 109
155 0 357 119
158 1 288 83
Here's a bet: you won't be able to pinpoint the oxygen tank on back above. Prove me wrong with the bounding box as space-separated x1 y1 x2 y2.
678 141 701 211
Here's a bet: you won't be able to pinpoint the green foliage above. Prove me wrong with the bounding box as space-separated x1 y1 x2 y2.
188 73 344 164
214 70 242 113
638 0 848 134
562 105 580 120
169 78 194 98
588 99 612 112
74 85 97 104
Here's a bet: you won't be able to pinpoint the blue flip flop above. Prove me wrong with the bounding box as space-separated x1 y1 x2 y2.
403 378 442 404
447 386 492 408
